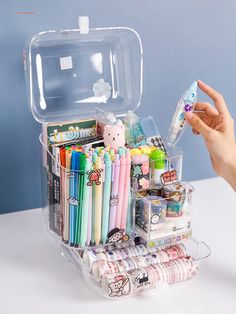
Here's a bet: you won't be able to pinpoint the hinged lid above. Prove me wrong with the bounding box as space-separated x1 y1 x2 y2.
25 17 143 123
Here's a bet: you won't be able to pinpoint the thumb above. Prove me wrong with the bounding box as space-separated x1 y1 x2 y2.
185 112 211 139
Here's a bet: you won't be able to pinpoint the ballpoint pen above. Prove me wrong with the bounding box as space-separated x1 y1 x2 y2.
167 81 198 146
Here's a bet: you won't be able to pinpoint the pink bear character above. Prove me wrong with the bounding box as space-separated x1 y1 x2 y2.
103 120 125 150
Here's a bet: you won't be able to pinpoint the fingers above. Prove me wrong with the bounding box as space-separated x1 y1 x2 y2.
192 128 200 135
197 80 229 115
194 102 219 118
185 112 212 139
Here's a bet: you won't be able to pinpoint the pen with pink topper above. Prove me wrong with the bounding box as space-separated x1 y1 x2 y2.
109 154 120 231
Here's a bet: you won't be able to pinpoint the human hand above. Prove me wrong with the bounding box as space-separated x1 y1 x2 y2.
185 80 236 191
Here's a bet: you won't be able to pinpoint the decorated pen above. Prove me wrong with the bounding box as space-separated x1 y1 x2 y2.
167 81 198 146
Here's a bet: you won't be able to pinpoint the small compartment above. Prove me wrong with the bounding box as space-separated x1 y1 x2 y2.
40 133 134 248
134 182 193 248
80 238 210 299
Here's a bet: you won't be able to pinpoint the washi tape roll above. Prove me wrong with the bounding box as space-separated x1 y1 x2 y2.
163 182 186 217
92 244 188 282
83 243 148 269
101 257 198 298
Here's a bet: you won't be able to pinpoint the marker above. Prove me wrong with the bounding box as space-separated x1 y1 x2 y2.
86 159 93 246
80 157 92 247
91 153 97 243
64 149 71 243
101 152 112 244
167 81 198 146
75 153 86 245
121 150 131 229
115 151 126 228
69 150 79 245
94 156 103 245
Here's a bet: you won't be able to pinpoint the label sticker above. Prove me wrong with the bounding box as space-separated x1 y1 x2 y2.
60 56 73 70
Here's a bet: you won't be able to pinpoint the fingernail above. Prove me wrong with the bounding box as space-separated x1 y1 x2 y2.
186 112 193 119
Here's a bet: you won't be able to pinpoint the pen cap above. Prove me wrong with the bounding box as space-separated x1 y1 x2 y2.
80 153 86 171
149 149 165 169
183 81 198 103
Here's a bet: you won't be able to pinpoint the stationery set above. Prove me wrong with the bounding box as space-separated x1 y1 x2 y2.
24 17 210 298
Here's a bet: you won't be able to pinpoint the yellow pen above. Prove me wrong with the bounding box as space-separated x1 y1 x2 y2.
94 156 103 245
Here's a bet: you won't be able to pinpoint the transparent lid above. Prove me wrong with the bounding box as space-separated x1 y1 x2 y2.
25 20 143 123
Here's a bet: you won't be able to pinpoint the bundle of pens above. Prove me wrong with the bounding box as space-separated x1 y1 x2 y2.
59 145 132 247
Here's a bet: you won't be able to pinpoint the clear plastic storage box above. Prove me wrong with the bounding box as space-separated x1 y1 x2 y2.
24 17 210 299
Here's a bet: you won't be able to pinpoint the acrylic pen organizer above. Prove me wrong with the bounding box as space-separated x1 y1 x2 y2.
25 17 210 299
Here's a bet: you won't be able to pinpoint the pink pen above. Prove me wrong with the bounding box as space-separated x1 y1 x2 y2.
121 151 131 229
109 154 120 231
115 151 126 228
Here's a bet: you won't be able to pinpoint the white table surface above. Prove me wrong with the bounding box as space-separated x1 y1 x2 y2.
1 177 236 314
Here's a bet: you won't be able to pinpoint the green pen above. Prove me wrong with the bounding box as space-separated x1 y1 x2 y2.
75 153 86 245
91 153 97 243
80 157 92 247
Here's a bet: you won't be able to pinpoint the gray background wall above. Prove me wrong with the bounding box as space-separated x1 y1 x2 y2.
1 0 236 214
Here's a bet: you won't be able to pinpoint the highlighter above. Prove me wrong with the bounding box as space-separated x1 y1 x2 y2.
149 149 166 186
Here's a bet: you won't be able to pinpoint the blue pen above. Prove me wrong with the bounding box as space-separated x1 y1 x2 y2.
69 151 79 245
167 81 198 146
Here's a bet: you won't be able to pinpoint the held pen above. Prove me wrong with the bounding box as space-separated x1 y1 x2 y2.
167 81 198 147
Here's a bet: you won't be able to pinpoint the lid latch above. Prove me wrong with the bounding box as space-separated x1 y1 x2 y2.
78 16 89 34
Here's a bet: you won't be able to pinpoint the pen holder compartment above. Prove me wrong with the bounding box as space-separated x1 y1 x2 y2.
134 182 193 248
40 134 135 249
149 146 183 188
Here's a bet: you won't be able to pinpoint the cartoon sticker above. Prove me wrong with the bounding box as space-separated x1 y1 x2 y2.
86 169 103 186
108 277 129 297
107 228 129 244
